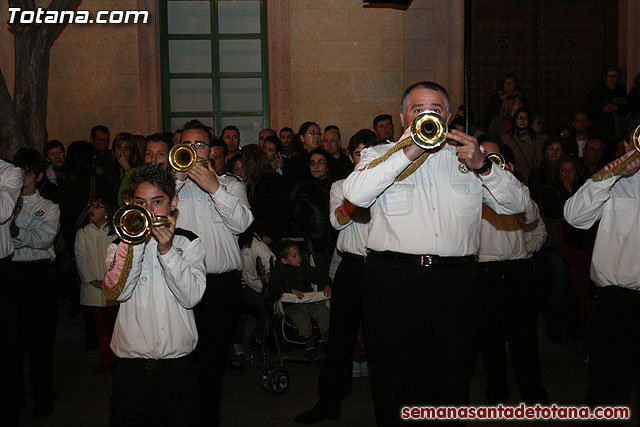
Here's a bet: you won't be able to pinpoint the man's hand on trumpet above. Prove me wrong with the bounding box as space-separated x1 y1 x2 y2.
448 129 486 172
187 160 220 194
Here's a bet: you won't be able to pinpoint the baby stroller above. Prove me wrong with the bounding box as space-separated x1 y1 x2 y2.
255 238 331 395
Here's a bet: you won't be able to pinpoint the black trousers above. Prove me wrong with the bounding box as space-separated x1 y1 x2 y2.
0 257 20 426
363 254 481 426
317 253 365 406
586 285 640 426
14 260 57 407
110 355 200 427
194 271 242 426
479 259 548 404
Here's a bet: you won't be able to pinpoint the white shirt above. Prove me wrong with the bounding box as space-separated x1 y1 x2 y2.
75 222 116 307
240 235 275 293
0 160 23 259
12 190 59 262
343 142 528 256
478 184 547 262
577 138 588 157
564 173 640 290
105 230 206 359
175 175 253 274
329 179 370 257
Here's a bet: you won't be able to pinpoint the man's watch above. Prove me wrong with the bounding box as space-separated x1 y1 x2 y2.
473 157 493 175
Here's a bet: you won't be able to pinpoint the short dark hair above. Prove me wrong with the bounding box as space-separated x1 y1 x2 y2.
222 125 240 138
373 114 392 128
145 133 173 153
211 138 228 156
297 121 319 137
401 81 450 117
264 135 283 153
44 140 64 157
276 239 299 261
90 125 109 139
14 148 45 175
182 119 213 146
227 153 242 175
129 163 176 200
324 125 340 134
279 127 294 135
349 129 377 155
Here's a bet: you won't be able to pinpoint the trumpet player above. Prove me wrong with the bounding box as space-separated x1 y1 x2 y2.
477 141 548 405
564 114 640 412
174 119 253 426
343 81 529 426
103 164 206 426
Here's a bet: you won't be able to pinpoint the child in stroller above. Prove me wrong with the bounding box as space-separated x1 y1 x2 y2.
268 240 331 359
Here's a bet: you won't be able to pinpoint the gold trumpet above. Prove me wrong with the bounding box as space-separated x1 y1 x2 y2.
410 111 449 150
591 125 640 181
168 143 209 172
113 204 170 244
485 152 506 169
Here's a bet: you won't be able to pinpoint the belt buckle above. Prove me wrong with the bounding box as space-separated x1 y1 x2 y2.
420 255 434 267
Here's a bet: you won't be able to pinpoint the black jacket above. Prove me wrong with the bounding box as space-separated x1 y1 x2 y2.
250 171 291 241
290 177 337 253
267 260 331 298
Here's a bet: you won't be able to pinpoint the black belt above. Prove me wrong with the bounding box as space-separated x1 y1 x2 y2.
120 354 194 372
369 250 476 268
340 251 365 262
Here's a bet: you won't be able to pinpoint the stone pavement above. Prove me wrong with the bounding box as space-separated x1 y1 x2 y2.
19 301 589 426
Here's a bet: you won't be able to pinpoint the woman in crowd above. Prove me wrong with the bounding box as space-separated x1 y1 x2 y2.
228 153 247 181
263 135 285 175
241 144 290 245
283 121 322 187
107 133 141 190
528 138 564 204
501 107 546 182
488 94 522 141
289 149 337 275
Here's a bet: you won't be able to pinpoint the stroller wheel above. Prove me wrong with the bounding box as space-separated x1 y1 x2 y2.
260 366 276 392
268 368 290 394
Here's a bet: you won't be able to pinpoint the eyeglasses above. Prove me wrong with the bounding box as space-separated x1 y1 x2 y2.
187 142 210 150
516 115 529 120
309 160 326 166
306 132 322 137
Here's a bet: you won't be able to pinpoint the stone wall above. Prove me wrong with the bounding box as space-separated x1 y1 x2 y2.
287 0 463 143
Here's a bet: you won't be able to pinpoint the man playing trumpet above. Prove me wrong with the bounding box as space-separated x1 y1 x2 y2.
343 81 529 425
564 113 640 413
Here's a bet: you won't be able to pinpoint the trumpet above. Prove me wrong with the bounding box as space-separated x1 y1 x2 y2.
485 152 506 169
410 111 449 150
113 204 170 244
591 125 640 181
168 144 209 172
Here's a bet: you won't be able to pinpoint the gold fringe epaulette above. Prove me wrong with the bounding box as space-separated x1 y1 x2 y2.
363 137 431 182
102 244 134 301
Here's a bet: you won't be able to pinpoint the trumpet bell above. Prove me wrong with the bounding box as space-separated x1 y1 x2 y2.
411 111 448 150
169 144 198 172
113 204 169 244
485 152 506 169
633 126 640 153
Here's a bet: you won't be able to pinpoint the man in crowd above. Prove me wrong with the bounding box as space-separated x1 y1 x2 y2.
258 128 277 148
343 81 528 425
279 127 296 158
90 125 112 175
322 126 353 179
209 138 228 176
373 114 394 142
44 140 65 185
564 113 640 416
581 138 606 176
175 120 253 426
566 112 592 157
221 125 241 163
